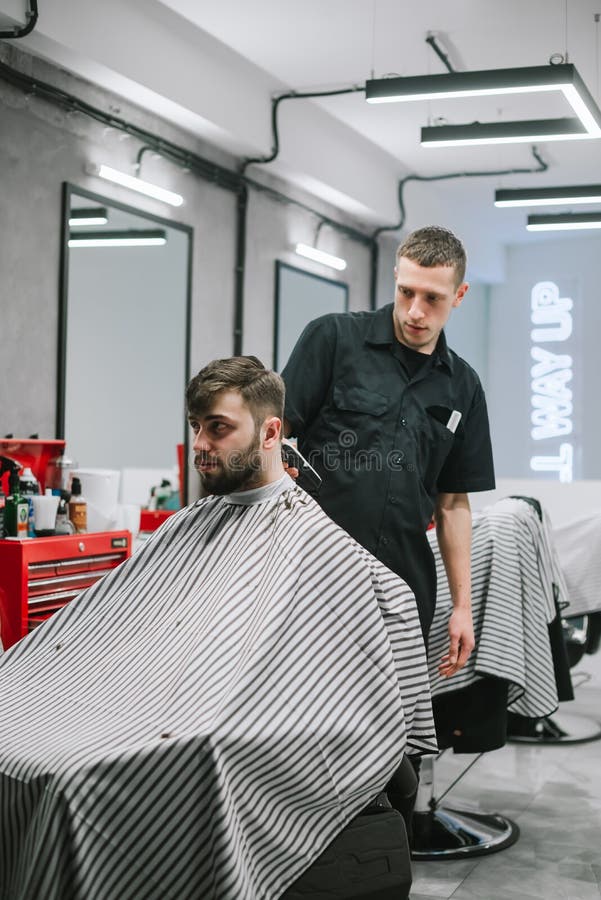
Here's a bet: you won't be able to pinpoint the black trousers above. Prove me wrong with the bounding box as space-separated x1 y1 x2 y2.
385 755 419 842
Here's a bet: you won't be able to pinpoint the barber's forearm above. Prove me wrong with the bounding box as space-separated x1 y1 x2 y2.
435 493 472 609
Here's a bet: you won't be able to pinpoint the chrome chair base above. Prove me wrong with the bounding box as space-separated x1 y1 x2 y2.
508 711 601 745
411 805 519 860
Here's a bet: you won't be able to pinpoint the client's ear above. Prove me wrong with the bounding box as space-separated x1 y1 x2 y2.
262 416 282 448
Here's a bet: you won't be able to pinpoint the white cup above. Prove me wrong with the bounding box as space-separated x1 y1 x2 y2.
32 494 60 534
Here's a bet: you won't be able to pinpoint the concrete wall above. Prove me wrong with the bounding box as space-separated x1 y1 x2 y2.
0 44 377 445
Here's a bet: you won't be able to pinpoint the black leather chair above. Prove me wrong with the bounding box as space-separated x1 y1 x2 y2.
282 758 416 900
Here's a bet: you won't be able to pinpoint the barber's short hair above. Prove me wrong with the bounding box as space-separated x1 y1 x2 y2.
396 226 467 286
186 356 285 426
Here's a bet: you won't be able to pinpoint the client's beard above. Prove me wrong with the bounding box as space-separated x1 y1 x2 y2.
195 430 264 495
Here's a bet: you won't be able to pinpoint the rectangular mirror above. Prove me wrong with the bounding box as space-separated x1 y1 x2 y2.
58 183 192 502
274 261 348 371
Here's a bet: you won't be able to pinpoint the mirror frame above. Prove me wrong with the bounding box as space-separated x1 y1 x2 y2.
273 260 349 371
58 181 193 503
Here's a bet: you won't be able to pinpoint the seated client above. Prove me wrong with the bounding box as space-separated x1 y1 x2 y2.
0 356 436 900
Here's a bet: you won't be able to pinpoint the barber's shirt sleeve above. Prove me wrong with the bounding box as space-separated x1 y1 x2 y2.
281 315 337 436
436 380 496 493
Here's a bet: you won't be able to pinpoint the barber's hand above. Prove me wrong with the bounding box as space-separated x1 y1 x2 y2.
283 462 299 480
438 605 475 678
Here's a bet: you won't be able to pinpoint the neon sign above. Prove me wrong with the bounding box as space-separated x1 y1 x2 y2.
529 281 573 482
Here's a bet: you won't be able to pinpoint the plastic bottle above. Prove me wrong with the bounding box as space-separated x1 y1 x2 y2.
68 477 87 534
19 467 40 538
55 490 75 535
5 471 29 538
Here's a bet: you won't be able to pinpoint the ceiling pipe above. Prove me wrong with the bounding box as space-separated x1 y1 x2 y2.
425 33 456 73
0 0 38 38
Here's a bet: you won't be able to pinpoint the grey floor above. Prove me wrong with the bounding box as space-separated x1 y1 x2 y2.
410 658 601 900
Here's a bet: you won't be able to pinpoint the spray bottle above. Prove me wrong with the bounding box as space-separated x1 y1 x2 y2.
0 456 11 538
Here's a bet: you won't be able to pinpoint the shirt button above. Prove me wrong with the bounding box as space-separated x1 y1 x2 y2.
381 537 389 546
400 418 407 426
390 496 397 504
391 453 402 465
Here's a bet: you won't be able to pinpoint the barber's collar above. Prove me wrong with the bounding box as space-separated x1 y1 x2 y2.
224 473 294 506
365 303 454 374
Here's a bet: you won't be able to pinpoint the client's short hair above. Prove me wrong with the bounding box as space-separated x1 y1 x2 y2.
186 356 285 426
396 226 467 286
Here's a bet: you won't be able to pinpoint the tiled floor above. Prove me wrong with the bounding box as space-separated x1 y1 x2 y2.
410 665 601 900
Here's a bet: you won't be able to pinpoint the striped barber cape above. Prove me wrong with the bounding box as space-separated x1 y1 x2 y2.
553 512 601 616
0 476 436 900
427 497 561 718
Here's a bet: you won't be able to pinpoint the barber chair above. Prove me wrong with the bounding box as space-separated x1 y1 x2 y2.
499 495 601 745
282 758 416 900
508 611 601 745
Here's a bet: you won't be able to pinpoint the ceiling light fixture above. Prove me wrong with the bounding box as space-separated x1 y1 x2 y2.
421 119 590 147
68 206 109 226
495 184 601 207
294 243 347 271
366 64 601 146
85 163 184 207
526 212 601 231
68 229 168 247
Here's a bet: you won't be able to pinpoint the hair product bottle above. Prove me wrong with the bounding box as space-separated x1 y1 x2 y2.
19 466 40 537
5 471 29 538
68 477 88 534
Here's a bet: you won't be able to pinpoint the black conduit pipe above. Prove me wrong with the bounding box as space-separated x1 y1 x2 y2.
369 242 379 311
234 185 248 356
0 0 38 39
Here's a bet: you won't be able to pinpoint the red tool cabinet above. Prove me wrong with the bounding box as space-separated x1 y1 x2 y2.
0 531 131 651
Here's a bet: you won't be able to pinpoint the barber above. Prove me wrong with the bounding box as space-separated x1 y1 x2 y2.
282 226 495 676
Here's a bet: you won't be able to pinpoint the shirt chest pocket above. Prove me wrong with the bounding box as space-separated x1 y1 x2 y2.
418 407 457 488
330 383 391 451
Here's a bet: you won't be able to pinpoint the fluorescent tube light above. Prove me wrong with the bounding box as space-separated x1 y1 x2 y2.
295 243 347 271
526 213 601 231
85 163 184 207
69 229 167 247
495 185 601 207
421 118 588 147
69 206 109 226
366 64 601 146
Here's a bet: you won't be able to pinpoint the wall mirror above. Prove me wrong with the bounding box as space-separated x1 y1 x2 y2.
58 183 192 502
273 261 348 371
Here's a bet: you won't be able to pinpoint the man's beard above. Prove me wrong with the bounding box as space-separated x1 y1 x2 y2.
195 430 264 495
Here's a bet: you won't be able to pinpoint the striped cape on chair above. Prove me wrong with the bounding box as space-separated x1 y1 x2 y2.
0 477 436 900
427 497 561 718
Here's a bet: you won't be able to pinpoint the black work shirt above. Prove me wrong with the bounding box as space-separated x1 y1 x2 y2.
282 303 495 635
